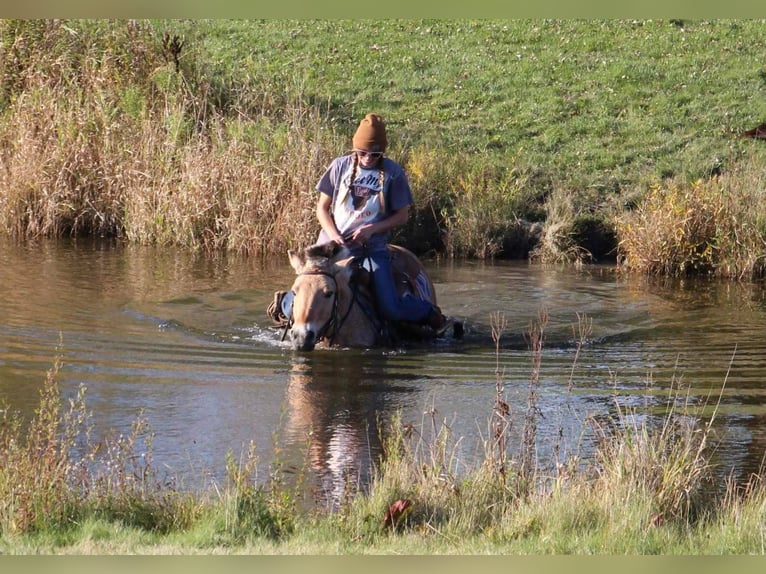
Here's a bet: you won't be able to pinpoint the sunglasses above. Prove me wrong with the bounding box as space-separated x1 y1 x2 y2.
354 150 383 159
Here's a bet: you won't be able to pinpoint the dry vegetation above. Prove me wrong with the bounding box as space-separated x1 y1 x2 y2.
616 162 766 279
0 21 334 256
3 19 766 272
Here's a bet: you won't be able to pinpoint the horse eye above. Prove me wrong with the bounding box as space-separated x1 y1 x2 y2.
323 289 334 298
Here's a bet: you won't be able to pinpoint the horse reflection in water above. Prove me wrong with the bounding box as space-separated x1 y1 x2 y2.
281 241 441 351
282 354 407 510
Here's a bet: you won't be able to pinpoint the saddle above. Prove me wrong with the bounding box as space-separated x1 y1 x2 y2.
387 245 434 302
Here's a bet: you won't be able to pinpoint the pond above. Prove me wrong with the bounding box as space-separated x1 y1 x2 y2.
2 238 766 509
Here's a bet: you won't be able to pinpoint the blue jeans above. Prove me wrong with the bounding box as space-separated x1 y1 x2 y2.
358 246 434 323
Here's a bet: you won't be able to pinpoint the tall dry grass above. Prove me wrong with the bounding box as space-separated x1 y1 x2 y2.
0 20 340 256
0 20 551 260
529 187 595 265
616 156 766 279
118 101 337 255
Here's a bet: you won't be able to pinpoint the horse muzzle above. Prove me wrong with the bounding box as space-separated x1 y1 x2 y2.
289 325 318 351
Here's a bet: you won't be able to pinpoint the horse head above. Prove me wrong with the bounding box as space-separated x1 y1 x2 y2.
286 241 354 351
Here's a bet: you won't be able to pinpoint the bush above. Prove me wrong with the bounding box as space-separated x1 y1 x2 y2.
616 161 766 279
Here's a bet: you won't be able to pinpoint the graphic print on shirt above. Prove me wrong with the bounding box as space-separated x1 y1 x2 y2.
350 171 381 209
334 166 383 235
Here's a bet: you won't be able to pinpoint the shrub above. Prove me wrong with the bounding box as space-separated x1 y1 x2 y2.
616 161 766 279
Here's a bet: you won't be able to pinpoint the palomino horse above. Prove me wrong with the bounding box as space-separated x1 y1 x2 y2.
273 241 441 351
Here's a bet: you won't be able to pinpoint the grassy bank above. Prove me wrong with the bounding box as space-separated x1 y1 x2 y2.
2 318 766 555
2 19 766 273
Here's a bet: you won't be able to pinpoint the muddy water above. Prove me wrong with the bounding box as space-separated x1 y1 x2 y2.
2 239 766 507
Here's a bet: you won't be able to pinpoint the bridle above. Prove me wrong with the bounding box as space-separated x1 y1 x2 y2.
286 268 358 346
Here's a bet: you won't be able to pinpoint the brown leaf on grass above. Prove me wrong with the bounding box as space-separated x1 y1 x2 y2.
382 499 413 529
741 123 766 139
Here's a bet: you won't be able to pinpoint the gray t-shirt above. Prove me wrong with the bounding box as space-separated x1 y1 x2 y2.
316 154 414 251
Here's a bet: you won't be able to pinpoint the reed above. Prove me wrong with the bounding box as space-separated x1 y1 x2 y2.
0 20 340 256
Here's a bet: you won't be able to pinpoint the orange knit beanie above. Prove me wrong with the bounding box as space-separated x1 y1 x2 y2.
352 113 388 152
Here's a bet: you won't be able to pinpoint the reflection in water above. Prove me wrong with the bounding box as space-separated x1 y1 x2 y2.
282 352 408 510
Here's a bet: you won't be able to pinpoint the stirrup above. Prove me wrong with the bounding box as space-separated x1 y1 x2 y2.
267 290 290 326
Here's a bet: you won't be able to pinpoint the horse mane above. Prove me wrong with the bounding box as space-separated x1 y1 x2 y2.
302 241 351 269
305 241 343 259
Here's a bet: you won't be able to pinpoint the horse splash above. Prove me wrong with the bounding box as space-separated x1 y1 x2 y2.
268 241 460 351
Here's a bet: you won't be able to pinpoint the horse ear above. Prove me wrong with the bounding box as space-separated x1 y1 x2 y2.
288 249 305 272
331 245 354 280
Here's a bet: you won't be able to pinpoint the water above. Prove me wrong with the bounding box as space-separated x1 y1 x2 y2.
2 238 766 507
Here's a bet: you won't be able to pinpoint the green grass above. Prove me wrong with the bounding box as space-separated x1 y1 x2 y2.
169 19 766 183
